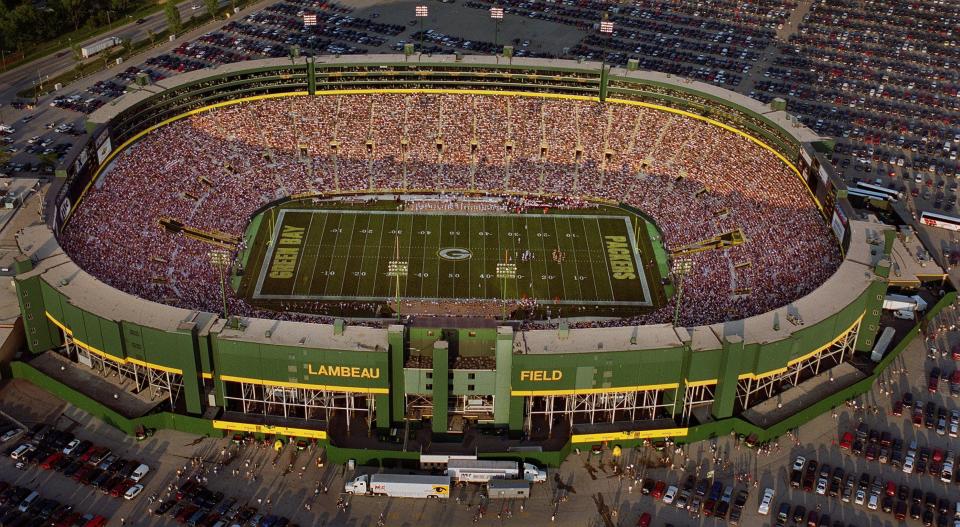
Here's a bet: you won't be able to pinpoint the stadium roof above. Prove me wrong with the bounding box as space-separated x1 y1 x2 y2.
212 316 388 352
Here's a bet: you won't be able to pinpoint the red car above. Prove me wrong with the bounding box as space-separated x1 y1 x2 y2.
839 431 854 450
952 344 960 360
651 481 666 500
637 512 651 527
83 516 107 527
77 445 98 462
40 452 63 470
892 400 904 416
110 478 133 498
929 368 941 394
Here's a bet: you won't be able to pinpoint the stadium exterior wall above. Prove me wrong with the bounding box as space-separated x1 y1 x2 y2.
9 56 895 463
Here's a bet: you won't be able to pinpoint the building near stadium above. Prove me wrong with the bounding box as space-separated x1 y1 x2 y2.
10 55 951 464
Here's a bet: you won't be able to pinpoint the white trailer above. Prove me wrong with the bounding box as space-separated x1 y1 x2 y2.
344 474 451 498
81 37 121 59
870 326 896 362
446 459 547 483
882 294 928 312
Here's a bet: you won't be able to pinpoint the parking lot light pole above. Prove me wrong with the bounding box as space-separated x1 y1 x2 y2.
208 250 231 319
415 5 428 54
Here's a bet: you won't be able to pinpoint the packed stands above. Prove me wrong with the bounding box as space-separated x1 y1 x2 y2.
59 94 840 327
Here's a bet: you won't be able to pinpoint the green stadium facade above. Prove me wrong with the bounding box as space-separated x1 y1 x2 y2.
10 55 942 465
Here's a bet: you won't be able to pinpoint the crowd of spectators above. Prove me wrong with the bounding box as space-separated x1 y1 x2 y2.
59 94 840 327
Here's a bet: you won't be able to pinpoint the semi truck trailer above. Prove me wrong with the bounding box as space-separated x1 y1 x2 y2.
81 37 121 59
446 459 547 483
344 474 451 498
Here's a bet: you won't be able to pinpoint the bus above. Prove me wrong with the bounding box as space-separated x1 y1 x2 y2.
848 187 892 202
856 181 902 200
920 211 960 232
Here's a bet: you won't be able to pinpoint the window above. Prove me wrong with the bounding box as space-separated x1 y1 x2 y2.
426 372 433 379
467 373 475 380
425 384 432 390
467 384 475 391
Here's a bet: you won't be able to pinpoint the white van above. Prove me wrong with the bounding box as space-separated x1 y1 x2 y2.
10 443 33 460
130 463 150 482
18 491 39 512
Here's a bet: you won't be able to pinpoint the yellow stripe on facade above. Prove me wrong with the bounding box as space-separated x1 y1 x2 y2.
45 311 184 375
218 374 389 395
571 427 689 444
684 379 717 388
511 382 680 397
737 313 864 381
212 420 327 440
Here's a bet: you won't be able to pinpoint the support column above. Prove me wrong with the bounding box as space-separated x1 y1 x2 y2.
493 326 513 427
509 395 525 436
387 324 406 428
711 336 742 420
669 329 693 420
374 394 390 429
431 341 449 435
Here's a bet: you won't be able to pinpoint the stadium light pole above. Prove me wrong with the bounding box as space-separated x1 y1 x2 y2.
490 7 504 58
387 236 408 322
208 250 231 319
496 260 517 320
387 260 408 322
415 5 428 55
600 13 613 71
671 257 693 328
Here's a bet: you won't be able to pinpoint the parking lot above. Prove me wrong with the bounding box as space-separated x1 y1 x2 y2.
0 302 951 527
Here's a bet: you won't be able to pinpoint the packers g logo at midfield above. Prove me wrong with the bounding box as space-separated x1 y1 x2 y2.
438 248 472 261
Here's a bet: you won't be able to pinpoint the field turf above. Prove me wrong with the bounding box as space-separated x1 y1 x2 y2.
250 208 652 307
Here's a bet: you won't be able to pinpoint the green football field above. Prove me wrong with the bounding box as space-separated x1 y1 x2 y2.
250 208 652 306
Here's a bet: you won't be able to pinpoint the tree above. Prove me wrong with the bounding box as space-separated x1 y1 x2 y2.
147 28 156 46
120 37 132 56
204 0 218 20
59 0 86 32
164 0 181 36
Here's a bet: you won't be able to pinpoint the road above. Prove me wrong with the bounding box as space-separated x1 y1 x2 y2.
0 0 223 103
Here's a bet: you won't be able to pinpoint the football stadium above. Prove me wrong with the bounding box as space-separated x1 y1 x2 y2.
10 55 950 463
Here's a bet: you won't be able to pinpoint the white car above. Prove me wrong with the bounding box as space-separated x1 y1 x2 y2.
662 485 678 504
62 439 81 455
123 484 143 500
903 455 915 474
815 477 828 495
791 456 806 472
855 489 866 505
867 493 879 510
758 488 774 515
0 429 21 443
